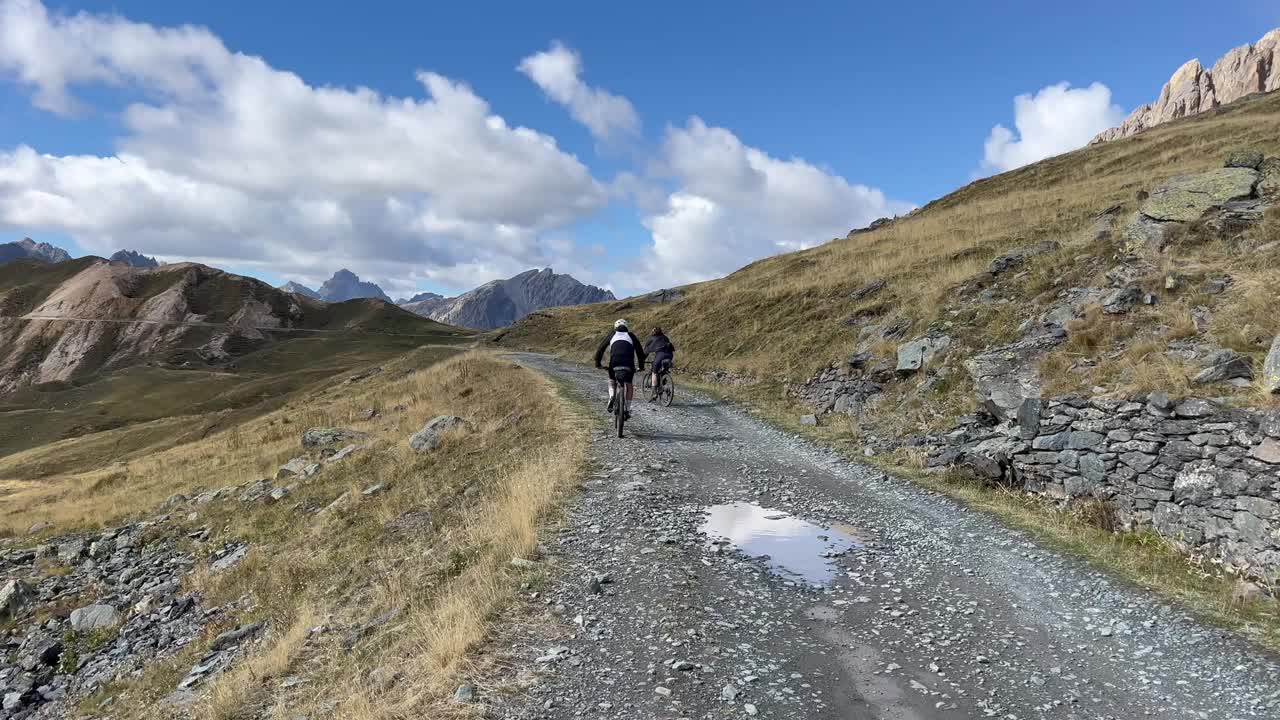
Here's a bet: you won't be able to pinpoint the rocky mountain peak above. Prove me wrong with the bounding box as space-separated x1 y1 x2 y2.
317 269 391 303
108 250 159 268
1093 28 1280 143
279 281 321 300
400 268 614 330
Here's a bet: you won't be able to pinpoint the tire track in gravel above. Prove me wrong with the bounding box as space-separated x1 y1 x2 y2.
483 353 1280 720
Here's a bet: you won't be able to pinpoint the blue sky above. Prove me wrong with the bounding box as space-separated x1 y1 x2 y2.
1 0 1278 297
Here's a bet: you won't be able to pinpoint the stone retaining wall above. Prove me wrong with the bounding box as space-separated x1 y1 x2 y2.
935 393 1280 577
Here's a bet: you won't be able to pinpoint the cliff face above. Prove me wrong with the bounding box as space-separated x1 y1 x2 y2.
1093 29 1280 143
401 268 614 330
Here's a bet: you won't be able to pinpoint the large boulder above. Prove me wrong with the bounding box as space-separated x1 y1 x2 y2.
964 336 1054 422
1140 168 1259 223
0 580 32 618
409 416 469 452
70 604 122 633
895 336 951 375
302 427 367 448
1264 335 1280 393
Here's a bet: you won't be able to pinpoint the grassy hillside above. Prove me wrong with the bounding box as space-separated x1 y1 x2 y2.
497 89 1280 395
0 259 474 461
0 349 587 718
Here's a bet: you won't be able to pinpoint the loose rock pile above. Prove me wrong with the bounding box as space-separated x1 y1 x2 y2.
0 519 250 718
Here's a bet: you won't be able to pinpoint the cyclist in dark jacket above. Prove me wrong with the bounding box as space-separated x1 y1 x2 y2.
594 319 645 417
643 327 675 394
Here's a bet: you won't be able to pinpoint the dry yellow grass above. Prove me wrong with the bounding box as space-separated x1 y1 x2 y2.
26 349 591 719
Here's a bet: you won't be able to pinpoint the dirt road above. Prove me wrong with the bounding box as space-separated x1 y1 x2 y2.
487 354 1279 719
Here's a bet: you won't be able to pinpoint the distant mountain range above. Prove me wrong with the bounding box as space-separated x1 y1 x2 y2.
0 238 72 264
400 268 614 330
0 240 162 269
4 240 610 331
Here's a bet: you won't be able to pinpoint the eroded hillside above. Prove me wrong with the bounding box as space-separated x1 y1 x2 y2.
0 260 472 460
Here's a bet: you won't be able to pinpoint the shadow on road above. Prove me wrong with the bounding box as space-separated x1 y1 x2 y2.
631 429 732 443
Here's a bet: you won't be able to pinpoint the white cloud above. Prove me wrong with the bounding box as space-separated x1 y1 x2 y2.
518 41 640 142
981 82 1124 174
624 118 912 293
0 0 606 291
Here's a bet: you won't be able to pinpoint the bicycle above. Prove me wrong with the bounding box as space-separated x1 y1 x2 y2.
610 367 635 437
642 363 675 407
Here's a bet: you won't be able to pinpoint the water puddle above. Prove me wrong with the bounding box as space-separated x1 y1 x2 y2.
699 502 863 585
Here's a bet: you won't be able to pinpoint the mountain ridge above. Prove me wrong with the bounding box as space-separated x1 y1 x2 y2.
108 249 159 268
1093 28 1280 143
0 237 72 265
317 269 391 303
401 268 614 330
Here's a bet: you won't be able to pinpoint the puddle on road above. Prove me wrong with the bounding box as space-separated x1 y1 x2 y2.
699 502 863 585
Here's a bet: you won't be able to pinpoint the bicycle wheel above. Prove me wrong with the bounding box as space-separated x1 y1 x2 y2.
659 376 675 407
615 388 625 437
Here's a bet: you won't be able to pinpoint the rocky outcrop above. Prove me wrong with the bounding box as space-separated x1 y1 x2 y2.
317 269 391 303
408 415 468 452
108 250 159 268
1122 156 1270 253
401 268 614 330
0 238 71 265
932 395 1280 578
1093 29 1280 143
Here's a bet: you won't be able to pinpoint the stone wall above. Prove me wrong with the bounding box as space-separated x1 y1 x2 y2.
933 393 1280 578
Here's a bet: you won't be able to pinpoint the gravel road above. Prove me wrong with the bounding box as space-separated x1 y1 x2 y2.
484 353 1280 720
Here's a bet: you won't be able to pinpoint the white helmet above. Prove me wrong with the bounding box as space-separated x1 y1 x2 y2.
614 318 629 329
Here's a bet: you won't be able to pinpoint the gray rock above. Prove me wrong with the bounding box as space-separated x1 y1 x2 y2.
408 416 468 452
277 457 309 479
896 336 951 374
302 427 367 448
1102 287 1142 315
1066 431 1106 450
799 414 818 426
1192 355 1253 385
70 604 122 633
324 444 360 464
1263 336 1280 393
1173 398 1217 418
1250 438 1280 464
210 622 264 651
454 684 476 703
1140 167 1259 223
211 545 248 572
1225 150 1265 170
0 579 32 618
1017 398 1043 440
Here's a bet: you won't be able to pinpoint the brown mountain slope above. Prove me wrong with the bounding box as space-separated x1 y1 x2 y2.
0 258 465 394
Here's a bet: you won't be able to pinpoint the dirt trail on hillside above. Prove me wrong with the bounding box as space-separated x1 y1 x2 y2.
486 353 1280 720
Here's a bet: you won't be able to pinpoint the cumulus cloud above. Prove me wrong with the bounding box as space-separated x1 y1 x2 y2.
518 41 640 142
625 118 912 292
0 0 606 291
980 82 1125 174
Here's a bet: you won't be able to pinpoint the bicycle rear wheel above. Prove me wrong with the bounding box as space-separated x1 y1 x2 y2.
659 376 675 407
615 392 625 437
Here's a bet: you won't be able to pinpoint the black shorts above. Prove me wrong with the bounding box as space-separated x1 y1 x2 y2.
607 367 635 383
654 353 673 373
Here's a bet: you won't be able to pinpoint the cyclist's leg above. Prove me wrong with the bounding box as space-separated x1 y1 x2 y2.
606 368 618 409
